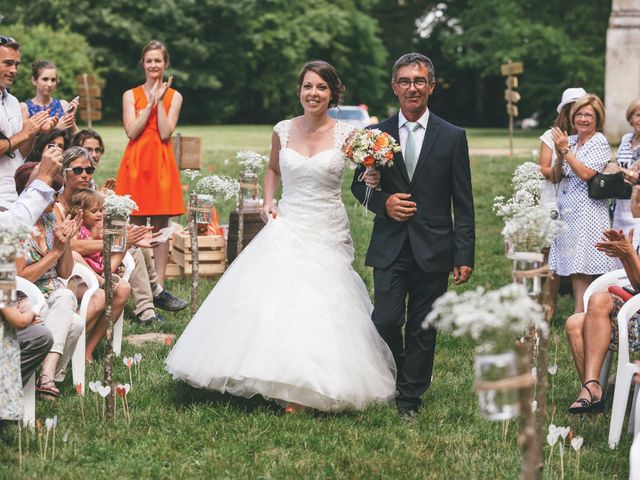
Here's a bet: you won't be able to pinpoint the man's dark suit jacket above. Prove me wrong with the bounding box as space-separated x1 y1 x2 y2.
351 112 475 272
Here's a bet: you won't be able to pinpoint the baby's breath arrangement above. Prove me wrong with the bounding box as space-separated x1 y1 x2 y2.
195 175 240 201
103 191 139 219
0 224 36 261
511 161 544 199
423 283 548 350
502 208 563 253
237 150 268 174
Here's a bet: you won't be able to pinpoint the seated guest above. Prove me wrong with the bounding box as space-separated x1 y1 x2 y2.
15 297 53 385
71 129 114 191
565 228 640 414
24 128 70 163
61 145 187 323
0 305 51 420
14 162 82 400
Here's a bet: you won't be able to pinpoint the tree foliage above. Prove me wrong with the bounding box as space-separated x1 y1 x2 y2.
2 23 98 104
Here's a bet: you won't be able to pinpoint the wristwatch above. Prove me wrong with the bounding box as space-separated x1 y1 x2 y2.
559 147 570 157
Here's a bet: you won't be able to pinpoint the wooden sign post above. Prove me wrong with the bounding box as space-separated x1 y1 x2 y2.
500 60 524 156
76 74 102 129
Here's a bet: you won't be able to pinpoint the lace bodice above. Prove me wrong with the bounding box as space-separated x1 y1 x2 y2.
273 119 355 251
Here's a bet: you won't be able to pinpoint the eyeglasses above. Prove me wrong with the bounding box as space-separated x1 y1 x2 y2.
574 112 595 119
53 190 61 199
65 166 96 175
0 36 16 46
84 147 104 154
394 78 431 89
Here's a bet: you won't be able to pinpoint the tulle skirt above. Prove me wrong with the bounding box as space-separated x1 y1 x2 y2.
165 215 397 411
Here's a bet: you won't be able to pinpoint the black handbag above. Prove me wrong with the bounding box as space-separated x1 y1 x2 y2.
587 161 632 200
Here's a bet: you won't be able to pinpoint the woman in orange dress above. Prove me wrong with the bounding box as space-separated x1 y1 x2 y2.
116 40 184 285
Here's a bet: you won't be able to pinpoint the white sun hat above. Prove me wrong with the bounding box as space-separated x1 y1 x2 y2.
557 87 587 113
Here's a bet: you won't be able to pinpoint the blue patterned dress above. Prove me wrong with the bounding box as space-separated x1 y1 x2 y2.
548 132 617 276
25 98 65 119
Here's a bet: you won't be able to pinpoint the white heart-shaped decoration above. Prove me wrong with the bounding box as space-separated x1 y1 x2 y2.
134 353 142 364
45 418 54 431
531 400 538 412
89 380 101 393
123 356 132 367
124 383 131 395
63 432 68 443
548 364 558 375
548 424 558 434
98 385 111 398
571 436 584 451
558 426 570 439
547 432 559 446
531 367 538 378
52 415 58 428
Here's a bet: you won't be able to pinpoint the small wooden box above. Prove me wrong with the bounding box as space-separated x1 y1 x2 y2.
171 134 203 170
171 230 226 276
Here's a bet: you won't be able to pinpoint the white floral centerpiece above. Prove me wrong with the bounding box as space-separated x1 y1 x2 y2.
424 283 547 420
493 190 537 221
424 283 548 350
236 150 269 175
103 191 138 252
502 208 562 255
195 175 240 201
511 161 544 200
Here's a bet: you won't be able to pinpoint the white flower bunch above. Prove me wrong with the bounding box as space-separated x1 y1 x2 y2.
237 150 268 174
493 190 537 220
423 283 548 344
512 162 544 199
103 190 139 219
195 175 240 201
182 169 201 181
502 207 563 252
0 224 36 261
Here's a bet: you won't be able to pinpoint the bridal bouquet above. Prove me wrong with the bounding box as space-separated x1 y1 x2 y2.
343 129 400 212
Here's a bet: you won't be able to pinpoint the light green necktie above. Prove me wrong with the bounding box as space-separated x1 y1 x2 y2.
404 121 420 180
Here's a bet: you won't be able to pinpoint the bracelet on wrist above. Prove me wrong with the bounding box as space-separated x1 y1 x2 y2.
559 147 570 157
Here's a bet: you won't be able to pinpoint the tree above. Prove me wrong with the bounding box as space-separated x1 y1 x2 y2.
2 23 98 104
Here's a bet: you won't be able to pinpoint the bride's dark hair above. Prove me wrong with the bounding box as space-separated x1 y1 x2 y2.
297 60 345 108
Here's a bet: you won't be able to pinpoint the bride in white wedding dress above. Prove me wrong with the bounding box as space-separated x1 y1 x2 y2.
165 61 396 411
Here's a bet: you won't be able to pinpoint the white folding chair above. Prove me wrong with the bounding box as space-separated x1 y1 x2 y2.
69 263 100 396
583 268 630 390
608 295 640 449
113 251 135 357
15 276 46 428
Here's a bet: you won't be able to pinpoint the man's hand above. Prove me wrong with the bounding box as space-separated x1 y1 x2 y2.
453 265 473 285
126 225 153 249
35 145 63 185
22 110 51 137
364 169 380 189
385 193 416 222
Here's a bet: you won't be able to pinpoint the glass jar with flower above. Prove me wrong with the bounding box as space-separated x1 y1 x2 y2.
103 192 138 252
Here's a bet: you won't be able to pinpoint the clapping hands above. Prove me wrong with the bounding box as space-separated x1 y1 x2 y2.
53 212 83 254
148 76 173 107
595 228 636 260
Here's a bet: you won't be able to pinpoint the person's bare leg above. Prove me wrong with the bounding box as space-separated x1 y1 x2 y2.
547 273 561 318
149 215 171 287
571 273 594 314
570 292 613 409
85 282 131 360
37 352 61 398
565 313 586 381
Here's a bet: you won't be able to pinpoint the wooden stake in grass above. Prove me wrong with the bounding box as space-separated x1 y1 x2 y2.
18 422 22 469
102 217 116 420
571 436 583 476
189 193 199 316
36 419 43 465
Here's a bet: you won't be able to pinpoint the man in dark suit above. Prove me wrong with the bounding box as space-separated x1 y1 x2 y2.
352 53 475 417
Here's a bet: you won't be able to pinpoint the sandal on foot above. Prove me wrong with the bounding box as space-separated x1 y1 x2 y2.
36 375 59 401
568 379 603 414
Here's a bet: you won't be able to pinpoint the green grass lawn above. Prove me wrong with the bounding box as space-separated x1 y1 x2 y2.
0 125 633 479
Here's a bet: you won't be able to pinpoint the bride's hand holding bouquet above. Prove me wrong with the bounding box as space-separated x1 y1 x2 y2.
343 129 400 211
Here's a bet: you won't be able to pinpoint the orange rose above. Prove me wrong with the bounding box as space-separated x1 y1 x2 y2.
385 151 393 160
363 156 375 168
374 136 389 150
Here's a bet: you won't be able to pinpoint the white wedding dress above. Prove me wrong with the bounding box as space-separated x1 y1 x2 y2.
165 119 396 411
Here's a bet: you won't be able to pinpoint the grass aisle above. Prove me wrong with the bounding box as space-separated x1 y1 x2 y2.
0 126 632 479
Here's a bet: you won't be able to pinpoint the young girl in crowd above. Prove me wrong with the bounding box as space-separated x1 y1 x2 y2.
20 60 78 132
68 189 132 361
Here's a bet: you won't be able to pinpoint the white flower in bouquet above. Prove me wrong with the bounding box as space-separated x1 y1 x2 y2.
237 150 268 174
502 207 563 253
493 190 537 220
195 175 240 201
182 169 201 181
423 283 548 348
103 191 139 219
0 224 36 261
512 162 544 199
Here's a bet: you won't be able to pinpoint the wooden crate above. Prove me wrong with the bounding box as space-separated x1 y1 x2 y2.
165 259 183 278
171 230 226 276
171 134 203 170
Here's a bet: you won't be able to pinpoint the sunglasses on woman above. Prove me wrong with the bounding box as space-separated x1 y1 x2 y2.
65 166 96 175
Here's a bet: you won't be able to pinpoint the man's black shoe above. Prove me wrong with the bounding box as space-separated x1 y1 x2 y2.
153 290 188 312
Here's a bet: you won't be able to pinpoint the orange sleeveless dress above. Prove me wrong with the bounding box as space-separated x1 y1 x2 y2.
115 86 185 216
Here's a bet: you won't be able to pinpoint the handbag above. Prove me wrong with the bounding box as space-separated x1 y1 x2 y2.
587 159 632 200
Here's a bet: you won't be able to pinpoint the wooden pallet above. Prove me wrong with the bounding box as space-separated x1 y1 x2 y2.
171 230 226 276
